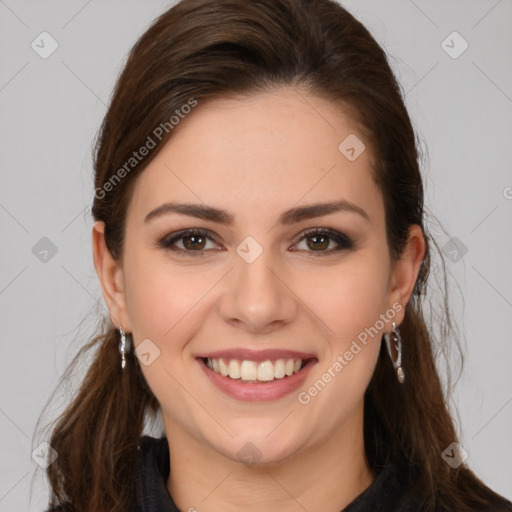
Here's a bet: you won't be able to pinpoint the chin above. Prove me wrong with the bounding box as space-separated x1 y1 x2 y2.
212 430 305 468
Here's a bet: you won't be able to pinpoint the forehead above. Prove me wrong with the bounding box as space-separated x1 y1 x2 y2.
127 88 383 228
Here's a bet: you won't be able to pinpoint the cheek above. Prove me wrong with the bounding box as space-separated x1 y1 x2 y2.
294 252 390 345
123 252 213 423
123 249 208 345
297 257 388 407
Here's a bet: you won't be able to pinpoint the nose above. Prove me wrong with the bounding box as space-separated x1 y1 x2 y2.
217 245 298 335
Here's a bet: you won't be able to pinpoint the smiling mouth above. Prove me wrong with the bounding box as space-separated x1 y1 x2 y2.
201 357 310 383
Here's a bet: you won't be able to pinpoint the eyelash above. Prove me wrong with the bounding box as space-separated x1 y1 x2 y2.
158 227 354 258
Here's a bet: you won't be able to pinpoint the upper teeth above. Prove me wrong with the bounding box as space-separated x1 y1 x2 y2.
206 358 304 381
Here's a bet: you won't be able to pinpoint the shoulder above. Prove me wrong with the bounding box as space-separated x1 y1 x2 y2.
396 463 512 512
344 461 512 512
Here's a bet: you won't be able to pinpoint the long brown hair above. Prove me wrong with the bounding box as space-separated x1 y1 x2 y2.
33 0 510 510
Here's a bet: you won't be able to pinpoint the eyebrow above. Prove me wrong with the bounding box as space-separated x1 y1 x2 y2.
144 199 370 225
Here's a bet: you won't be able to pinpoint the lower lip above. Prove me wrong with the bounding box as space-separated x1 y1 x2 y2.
197 358 317 402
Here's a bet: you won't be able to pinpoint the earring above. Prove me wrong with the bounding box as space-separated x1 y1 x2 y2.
383 322 405 383
119 324 131 371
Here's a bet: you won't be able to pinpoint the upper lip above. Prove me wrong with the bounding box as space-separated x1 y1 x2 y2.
195 348 317 362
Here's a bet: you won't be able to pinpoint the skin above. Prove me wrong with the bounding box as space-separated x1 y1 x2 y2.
92 87 425 512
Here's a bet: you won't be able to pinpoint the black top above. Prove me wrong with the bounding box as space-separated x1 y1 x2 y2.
135 435 418 511
133 435 420 511
47 435 512 512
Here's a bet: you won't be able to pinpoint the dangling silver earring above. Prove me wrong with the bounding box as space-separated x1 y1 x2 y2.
383 322 405 383
119 324 131 371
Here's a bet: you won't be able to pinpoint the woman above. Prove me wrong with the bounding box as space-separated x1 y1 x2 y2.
38 0 512 510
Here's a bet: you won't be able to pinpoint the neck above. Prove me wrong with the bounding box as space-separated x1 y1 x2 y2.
164 404 374 512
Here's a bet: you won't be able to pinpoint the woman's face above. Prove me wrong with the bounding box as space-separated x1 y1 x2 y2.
94 87 422 465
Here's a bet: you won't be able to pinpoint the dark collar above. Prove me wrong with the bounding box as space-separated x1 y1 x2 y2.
136 435 179 511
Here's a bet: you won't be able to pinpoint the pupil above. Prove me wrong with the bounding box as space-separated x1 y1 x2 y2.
185 235 204 250
309 234 328 250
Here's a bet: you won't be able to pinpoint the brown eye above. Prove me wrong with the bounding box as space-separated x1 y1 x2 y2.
306 233 330 251
159 228 221 256
181 233 207 250
292 228 353 256
159 227 353 257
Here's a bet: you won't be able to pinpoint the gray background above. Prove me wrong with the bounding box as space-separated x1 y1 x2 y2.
1 0 511 510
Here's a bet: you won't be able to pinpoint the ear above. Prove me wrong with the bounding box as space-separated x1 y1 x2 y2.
92 220 131 332
386 224 426 325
